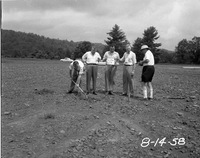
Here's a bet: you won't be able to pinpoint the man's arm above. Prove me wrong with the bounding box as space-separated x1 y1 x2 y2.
115 53 120 63
69 69 72 78
141 59 149 64
98 53 101 62
138 52 149 65
82 53 87 64
102 52 107 62
132 54 136 74
119 53 125 62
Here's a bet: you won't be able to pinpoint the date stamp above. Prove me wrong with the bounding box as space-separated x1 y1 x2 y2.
141 137 185 147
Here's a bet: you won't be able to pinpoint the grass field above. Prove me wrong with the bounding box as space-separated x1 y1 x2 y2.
1 58 200 158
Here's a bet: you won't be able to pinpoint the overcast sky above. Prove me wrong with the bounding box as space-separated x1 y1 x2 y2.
2 0 200 50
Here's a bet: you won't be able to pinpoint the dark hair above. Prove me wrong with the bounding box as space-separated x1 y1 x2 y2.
73 61 79 70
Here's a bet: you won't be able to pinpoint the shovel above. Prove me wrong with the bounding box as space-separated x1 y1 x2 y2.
71 75 88 99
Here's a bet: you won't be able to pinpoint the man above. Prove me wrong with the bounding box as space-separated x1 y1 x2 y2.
103 45 120 95
68 59 85 93
120 45 137 96
82 46 101 95
138 45 155 100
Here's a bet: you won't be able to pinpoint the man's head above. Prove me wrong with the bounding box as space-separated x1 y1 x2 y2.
126 45 131 53
73 61 80 71
141 45 149 54
110 45 115 53
91 46 96 55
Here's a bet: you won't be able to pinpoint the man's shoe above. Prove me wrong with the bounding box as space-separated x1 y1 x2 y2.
108 91 114 95
93 92 97 95
121 93 127 96
67 90 73 94
148 97 153 100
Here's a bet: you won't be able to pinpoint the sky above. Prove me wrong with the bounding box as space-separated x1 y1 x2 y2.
2 0 200 51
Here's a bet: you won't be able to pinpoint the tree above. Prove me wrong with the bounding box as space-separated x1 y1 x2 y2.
132 26 161 63
158 49 175 63
74 41 92 59
175 39 190 63
132 37 143 61
175 37 200 64
191 37 200 64
1 29 78 59
142 26 161 63
105 24 128 57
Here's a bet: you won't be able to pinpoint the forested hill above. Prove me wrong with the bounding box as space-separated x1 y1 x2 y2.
1 29 105 59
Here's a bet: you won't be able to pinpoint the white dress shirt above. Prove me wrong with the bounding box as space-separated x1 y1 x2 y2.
143 50 154 66
121 51 137 65
82 51 101 64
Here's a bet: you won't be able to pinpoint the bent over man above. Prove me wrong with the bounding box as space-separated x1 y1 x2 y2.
68 59 85 93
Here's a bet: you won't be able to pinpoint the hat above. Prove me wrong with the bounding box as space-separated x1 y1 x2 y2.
141 45 149 50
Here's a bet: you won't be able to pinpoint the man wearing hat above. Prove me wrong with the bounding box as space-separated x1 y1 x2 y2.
138 45 155 100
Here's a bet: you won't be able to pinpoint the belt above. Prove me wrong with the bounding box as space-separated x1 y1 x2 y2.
87 63 97 65
124 64 132 66
144 65 154 67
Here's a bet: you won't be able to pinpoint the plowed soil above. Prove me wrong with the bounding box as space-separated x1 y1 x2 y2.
1 58 200 158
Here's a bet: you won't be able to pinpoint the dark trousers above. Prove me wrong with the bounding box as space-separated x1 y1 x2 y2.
142 66 155 82
69 71 81 92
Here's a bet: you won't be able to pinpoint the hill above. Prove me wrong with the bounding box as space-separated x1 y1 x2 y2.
160 48 175 54
1 29 106 59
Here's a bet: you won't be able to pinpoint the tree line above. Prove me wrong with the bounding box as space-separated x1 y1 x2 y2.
1 27 200 64
1 29 104 60
2 29 76 59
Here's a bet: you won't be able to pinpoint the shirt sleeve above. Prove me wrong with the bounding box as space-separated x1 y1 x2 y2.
97 53 101 60
144 51 150 61
121 53 125 61
103 52 107 61
82 52 87 62
133 53 137 64
116 53 120 60
69 62 73 70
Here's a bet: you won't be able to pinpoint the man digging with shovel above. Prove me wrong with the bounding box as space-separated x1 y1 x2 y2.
68 59 87 98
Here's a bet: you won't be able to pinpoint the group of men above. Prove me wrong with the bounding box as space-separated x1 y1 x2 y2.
68 44 155 100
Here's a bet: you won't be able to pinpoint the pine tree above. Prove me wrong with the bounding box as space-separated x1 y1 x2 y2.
105 24 128 57
142 26 161 52
132 37 143 61
142 26 161 63
132 26 161 63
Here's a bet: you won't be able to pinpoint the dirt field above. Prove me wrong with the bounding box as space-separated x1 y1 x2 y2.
1 58 200 158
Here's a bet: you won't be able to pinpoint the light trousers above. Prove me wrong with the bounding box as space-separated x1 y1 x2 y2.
86 65 98 92
105 65 117 91
123 65 134 94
